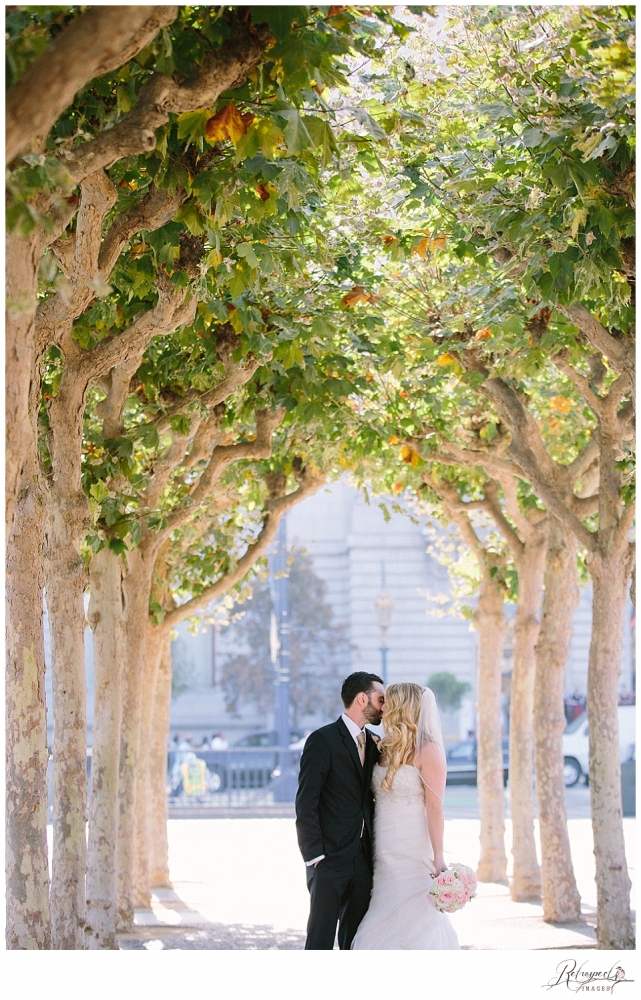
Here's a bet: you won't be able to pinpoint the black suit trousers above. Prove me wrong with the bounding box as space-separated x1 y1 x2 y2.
305 845 373 950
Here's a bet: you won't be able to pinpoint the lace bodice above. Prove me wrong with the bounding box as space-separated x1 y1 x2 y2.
372 763 425 803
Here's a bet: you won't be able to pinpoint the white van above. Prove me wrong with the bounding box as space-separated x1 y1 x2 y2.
563 705 636 786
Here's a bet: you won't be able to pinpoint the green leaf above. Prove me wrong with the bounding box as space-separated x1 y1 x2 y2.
90 481 110 502
277 107 312 156
132 423 159 450
169 414 192 435
521 127 543 148
176 109 212 147
174 198 206 236
251 6 308 41
236 243 260 269
349 107 387 141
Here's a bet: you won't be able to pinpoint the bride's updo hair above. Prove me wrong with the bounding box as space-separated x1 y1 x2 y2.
379 682 424 792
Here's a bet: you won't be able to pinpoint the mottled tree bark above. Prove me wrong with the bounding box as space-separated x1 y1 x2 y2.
85 548 124 950
6 484 51 948
132 624 165 908
509 536 546 901
534 517 581 923
148 637 173 889
475 570 509 884
115 547 156 930
5 233 40 532
6 6 178 164
43 370 91 949
588 547 635 949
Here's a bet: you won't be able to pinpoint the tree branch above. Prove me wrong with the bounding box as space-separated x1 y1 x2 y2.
557 304 634 378
159 465 325 632
59 19 273 185
152 356 262 434
98 185 186 276
162 408 285 535
77 278 196 381
552 351 604 416
6 6 179 164
482 377 596 551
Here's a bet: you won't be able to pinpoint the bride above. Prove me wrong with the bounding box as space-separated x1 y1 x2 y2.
351 682 460 950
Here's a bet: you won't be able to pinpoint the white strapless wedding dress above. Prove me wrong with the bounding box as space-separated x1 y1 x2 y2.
351 764 460 950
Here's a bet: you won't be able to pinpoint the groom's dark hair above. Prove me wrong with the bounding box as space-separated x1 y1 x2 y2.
341 671 384 708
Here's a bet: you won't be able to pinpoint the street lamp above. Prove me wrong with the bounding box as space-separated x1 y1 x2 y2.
375 561 394 685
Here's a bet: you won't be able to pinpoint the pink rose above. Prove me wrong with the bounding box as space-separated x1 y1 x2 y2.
441 873 455 885
436 876 447 886
439 891 455 903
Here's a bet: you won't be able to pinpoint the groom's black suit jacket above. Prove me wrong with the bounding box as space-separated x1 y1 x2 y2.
295 717 379 870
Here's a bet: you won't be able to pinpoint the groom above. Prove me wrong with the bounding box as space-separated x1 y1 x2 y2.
295 671 385 950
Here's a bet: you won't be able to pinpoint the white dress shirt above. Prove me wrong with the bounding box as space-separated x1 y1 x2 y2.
305 714 365 867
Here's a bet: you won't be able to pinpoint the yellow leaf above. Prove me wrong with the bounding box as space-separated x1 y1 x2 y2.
129 243 149 259
411 237 430 259
206 104 256 146
400 445 420 467
550 395 573 414
392 481 404 495
436 352 458 366
475 326 492 340
571 207 588 241
342 285 373 308
388 435 400 445
381 233 398 246
431 234 447 250
204 248 222 267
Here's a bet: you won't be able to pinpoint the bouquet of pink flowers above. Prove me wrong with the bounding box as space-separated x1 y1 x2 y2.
422 860 477 913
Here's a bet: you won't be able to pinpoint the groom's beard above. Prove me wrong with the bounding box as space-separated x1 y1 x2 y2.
363 699 383 725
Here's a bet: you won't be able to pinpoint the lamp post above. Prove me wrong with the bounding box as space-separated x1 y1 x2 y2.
374 561 394 685
268 515 294 800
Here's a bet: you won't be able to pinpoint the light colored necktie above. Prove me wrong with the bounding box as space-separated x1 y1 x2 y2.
357 731 366 766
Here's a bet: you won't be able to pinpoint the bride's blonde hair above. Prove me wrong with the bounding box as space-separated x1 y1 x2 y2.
379 682 424 792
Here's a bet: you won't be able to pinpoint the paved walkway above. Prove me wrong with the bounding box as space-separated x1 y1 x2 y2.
120 805 635 950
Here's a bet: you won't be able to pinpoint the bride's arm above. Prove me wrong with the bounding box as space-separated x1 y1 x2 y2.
418 743 448 874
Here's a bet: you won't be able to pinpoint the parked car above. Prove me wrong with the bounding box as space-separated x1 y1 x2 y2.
562 705 636 787
445 738 509 786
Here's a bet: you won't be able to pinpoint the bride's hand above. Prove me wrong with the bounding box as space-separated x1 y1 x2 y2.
431 856 447 876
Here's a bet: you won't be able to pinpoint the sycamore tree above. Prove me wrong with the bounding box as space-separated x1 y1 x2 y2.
396 7 635 948
316 4 633 947
5 3 415 950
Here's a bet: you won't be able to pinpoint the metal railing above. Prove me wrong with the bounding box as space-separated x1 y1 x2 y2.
167 747 301 808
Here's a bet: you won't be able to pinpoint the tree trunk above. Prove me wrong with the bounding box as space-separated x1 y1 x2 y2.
588 547 635 949
475 569 509 884
509 535 546 901
5 484 51 948
534 516 581 922
43 368 92 948
44 507 88 949
148 634 172 889
5 232 40 531
132 624 164 907
116 546 154 930
85 547 124 949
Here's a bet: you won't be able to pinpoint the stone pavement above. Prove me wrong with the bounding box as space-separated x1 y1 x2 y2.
119 790 635 950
